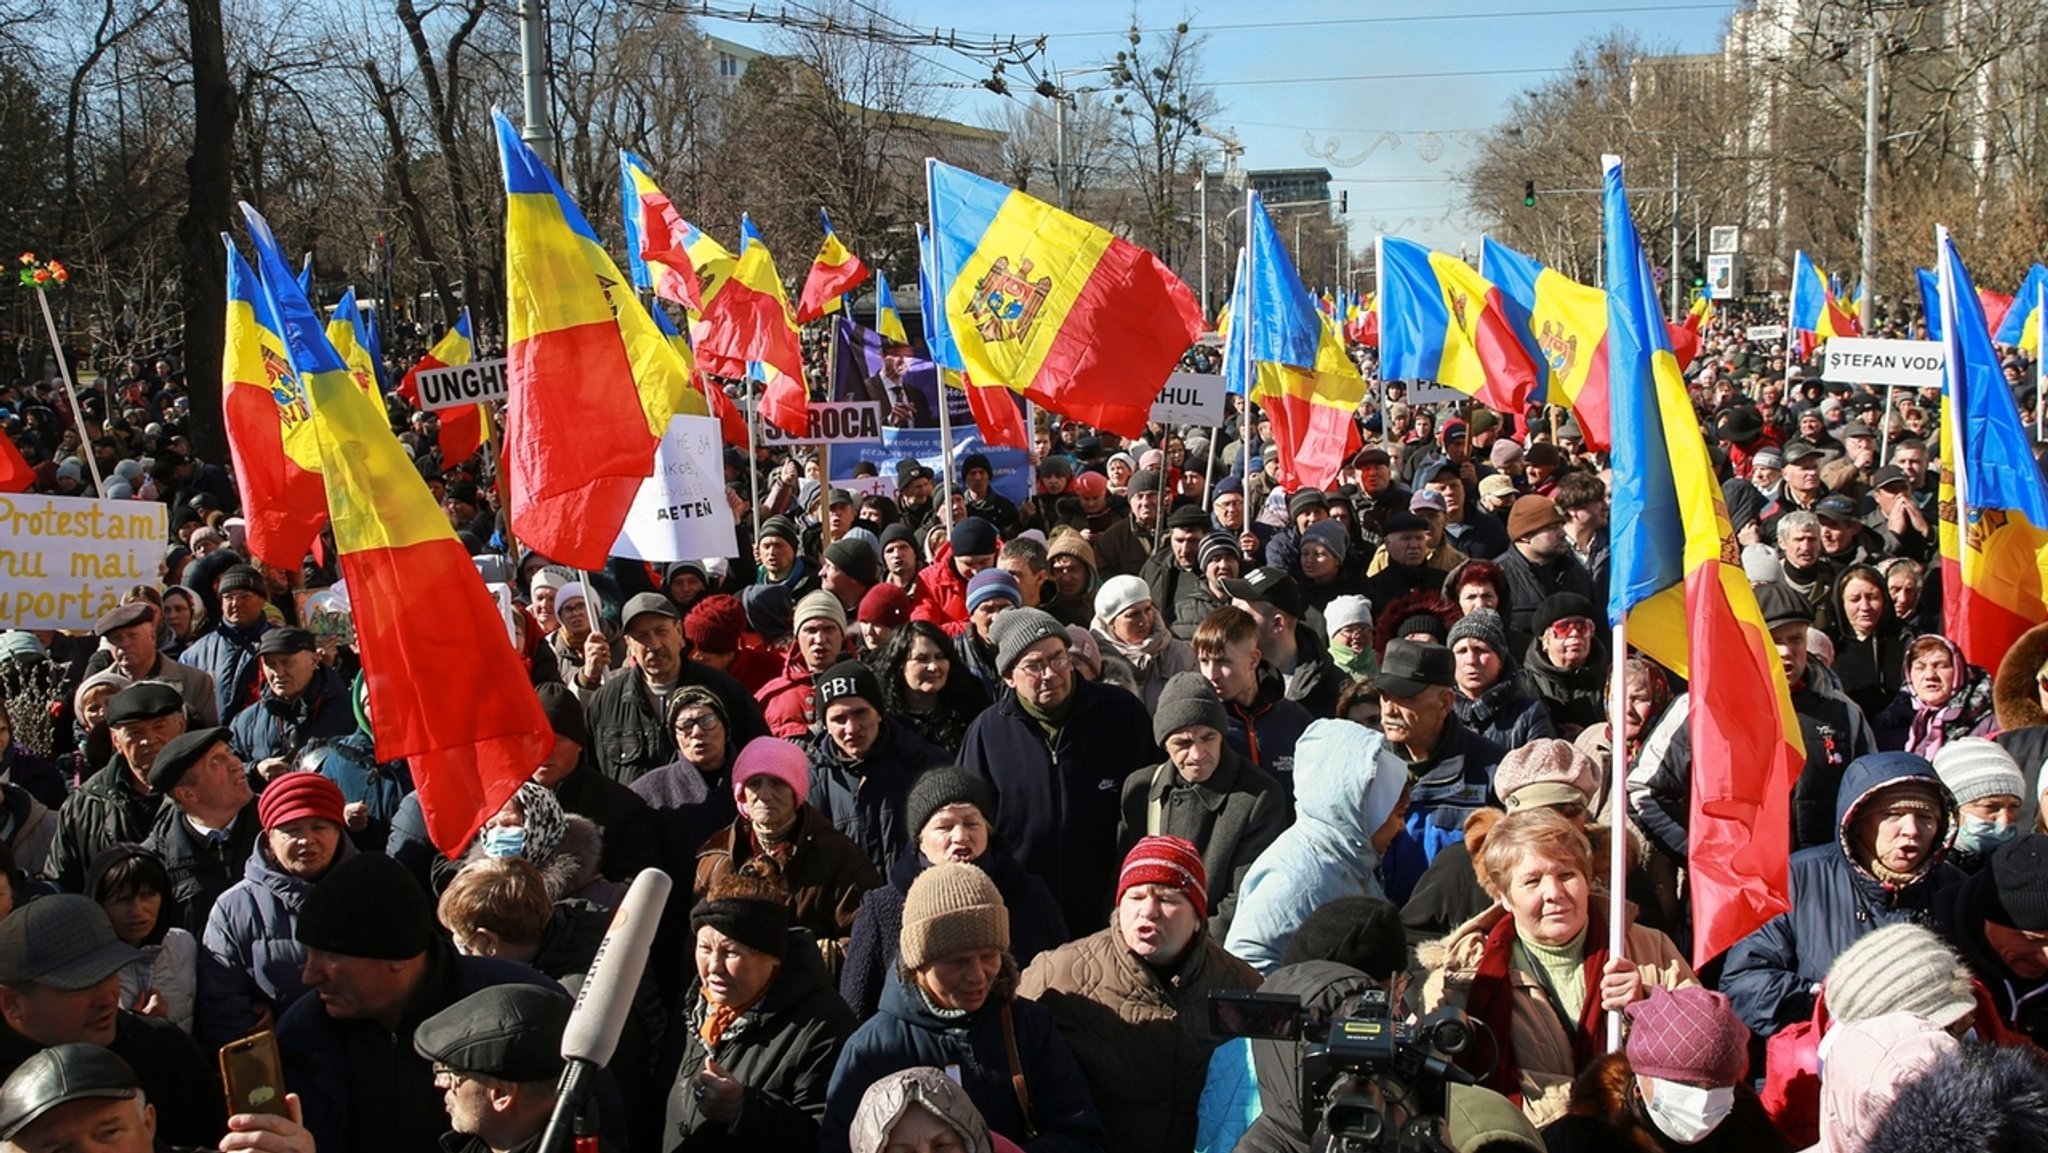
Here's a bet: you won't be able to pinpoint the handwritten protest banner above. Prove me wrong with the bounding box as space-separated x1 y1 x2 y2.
611 414 740 563
0 494 167 630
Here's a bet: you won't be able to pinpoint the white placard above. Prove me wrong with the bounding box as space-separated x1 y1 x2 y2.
1150 373 1225 426
0 495 167 630
414 358 508 411
1821 337 1945 389
1745 324 1787 342
760 401 885 446
1401 381 1467 406
610 415 741 563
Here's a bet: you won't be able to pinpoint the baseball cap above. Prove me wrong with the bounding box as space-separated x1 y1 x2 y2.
1216 567 1304 619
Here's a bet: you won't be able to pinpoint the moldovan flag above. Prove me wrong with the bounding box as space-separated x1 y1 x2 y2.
1481 237 1612 449
1378 236 1539 415
696 216 807 395
621 150 735 313
241 201 548 856
1603 155 1802 968
874 269 910 344
797 209 869 322
915 223 1027 450
497 111 699 571
327 288 382 394
1993 263 2048 354
222 237 328 568
396 309 484 466
1936 227 2048 670
1221 196 1365 490
926 158 1203 439
1789 251 1860 338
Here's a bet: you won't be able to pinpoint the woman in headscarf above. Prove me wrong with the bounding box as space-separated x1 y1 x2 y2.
439 780 620 909
1874 634 1997 757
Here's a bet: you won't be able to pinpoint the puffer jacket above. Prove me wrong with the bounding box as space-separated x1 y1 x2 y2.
1019 924 1260 1153
819 962 1110 1153
662 928 856 1152
909 542 974 627
756 643 833 740
1994 621 2048 829
1380 719 1508 905
805 718 950 877
178 618 274 725
1117 748 1291 940
1453 664 1558 751
1224 720 1408 974
1721 752 1963 1037
226 665 358 765
198 835 359 1050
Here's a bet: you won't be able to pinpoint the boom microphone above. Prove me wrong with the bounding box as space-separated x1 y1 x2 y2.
537 868 673 1153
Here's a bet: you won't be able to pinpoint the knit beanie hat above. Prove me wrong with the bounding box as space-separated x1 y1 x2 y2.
1094 575 1152 624
899 862 1009 969
1198 532 1239 571
949 517 999 557
1286 489 1328 519
665 685 728 734
794 589 849 633
555 580 588 613
257 770 346 831
1932 737 2025 807
684 594 747 654
740 584 794 640
1624 987 1751 1087
964 569 1022 614
857 583 912 628
1302 519 1350 562
1323 595 1372 635
1534 591 1598 634
1984 835 2048 931
905 767 998 838
1152 671 1228 746
535 682 591 750
758 515 800 547
815 660 883 715
731 737 811 805
1447 608 1509 658
297 853 434 960
1118 835 1208 919
1489 438 1525 467
1047 530 1099 574
690 896 789 962
530 566 574 597
1063 626 1101 678
823 538 879 586
1492 738 1599 810
217 564 267 598
989 608 1068 677
1279 896 1407 976
1823 923 1976 1030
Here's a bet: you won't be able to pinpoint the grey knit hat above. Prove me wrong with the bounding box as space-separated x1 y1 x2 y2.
1823 922 1976 1030
905 767 998 838
1446 608 1509 657
1152 671 1229 745
1933 737 2026 808
988 608 1068 677
899 862 1009 969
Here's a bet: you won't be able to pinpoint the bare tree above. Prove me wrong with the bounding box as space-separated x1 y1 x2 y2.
175 0 233 461
1099 14 1219 264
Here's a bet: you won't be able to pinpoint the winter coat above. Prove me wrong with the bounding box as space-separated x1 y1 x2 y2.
0 743 68 810
1418 905 1695 1126
42 756 162 892
179 618 274 725
1520 636 1609 734
0 783 56 880
1018 925 1260 1153
1231 961 1381 1153
1454 666 1558 752
820 963 1111 1153
0 1012 224 1147
1225 720 1408 974
757 643 833 740
1828 568 1913 719
1117 749 1291 940
839 845 1068 1021
1935 864 2048 1046
112 928 196 1033
199 835 359 1050
805 719 951 877
961 677 1161 934
586 659 766 788
1871 635 1998 757
225 666 358 767
1994 621 2048 829
693 805 881 965
1495 547 1595 638
144 797 260 936
661 928 857 1153
1091 517 1156 579
551 759 659 881
1087 617 1197 712
1273 621 1343 721
1542 1052 1792 1153
1222 666 1314 790
123 652 221 728
1721 752 1963 1038
1381 719 1508 905
909 543 975 627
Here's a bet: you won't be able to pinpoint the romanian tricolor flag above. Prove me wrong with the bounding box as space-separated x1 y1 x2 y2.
874 269 910 345
1936 227 2048 671
222 238 328 568
1993 264 2048 354
796 209 868 323
1481 237 1612 450
696 215 807 395
622 152 735 315
926 159 1203 439
652 305 746 447
1378 236 1539 415
1789 251 1860 338
396 310 484 467
1603 156 1803 968
240 202 549 857
497 111 699 571
1222 197 1366 490
327 288 383 395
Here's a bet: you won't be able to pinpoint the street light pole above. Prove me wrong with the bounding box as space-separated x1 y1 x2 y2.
1861 23 1880 321
1198 172 1209 317
518 0 554 165
1051 65 1115 213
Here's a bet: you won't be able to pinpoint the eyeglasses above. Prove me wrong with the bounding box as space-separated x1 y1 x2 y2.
1014 652 1073 681
1548 618 1595 637
673 713 722 734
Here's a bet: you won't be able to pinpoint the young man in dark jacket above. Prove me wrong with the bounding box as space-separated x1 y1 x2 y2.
804 661 949 877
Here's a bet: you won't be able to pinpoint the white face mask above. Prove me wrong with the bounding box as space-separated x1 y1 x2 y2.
1642 1076 1736 1145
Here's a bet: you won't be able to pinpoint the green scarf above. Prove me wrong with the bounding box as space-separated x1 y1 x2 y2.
1331 639 1378 681
1018 686 1078 741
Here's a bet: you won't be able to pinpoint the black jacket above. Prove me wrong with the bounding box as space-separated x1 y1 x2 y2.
1936 866 2048 1046
587 661 766 785
0 1012 224 1148
1116 749 1291 939
1495 547 1595 637
804 719 950 878
552 761 659 881
226 665 358 765
43 756 162 891
144 797 260 935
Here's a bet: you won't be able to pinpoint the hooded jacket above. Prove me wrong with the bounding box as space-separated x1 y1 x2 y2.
1721 752 1963 1037
1225 720 1408 974
806 718 952 878
910 543 976 627
1994 621 2048 829
197 831 359 1050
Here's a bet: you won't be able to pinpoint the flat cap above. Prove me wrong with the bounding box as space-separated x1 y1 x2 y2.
92 602 153 638
414 984 573 1082
104 683 183 727
0 1044 140 1140
255 627 317 657
0 896 138 991
621 591 680 627
148 726 231 792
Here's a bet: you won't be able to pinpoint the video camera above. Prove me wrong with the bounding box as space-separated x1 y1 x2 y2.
1211 983 1481 1153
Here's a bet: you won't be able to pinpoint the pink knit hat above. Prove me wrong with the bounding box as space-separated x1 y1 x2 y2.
1817 1012 1959 1153
731 737 811 805
1624 986 1750 1086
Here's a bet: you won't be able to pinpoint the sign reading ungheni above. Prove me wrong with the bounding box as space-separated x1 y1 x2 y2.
0 495 166 629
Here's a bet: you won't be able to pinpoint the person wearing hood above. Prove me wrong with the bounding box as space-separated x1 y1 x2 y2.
1809 1013 1958 1153
840 768 1066 1021
1829 563 1912 718
85 845 196 1033
1544 987 1788 1153
1995 622 2048 829
1517 592 1608 736
820 862 1109 1153
1722 752 1963 1037
912 517 1001 629
1225 719 1410 974
1088 576 1197 713
1374 640 1509 904
849 1066 1011 1153
1447 609 1555 751
225 628 355 776
441 781 620 910
1872 634 1996 757
804 661 950 877
196 770 355 1050
176 563 275 726
1863 1037 2048 1153
1934 834 2048 1046
1931 738 2025 873
1018 836 1260 1153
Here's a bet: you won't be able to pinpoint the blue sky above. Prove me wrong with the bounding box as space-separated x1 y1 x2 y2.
712 1 1736 256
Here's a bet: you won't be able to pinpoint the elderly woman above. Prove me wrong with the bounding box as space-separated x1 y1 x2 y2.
840 768 1066 1020
820 862 1110 1153
665 869 858 1151
552 581 623 697
632 686 741 883
1089 575 1196 710
1875 635 1996 757
1520 592 1609 735
1018 836 1260 1153
444 780 618 909
1420 808 1695 1125
1932 737 2026 872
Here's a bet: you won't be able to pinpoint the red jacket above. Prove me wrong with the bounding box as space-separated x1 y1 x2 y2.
755 643 826 739
911 543 972 628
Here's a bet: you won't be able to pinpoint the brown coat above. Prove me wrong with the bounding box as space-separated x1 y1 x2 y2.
1018 921 1260 1153
1419 905 1696 1127
694 804 882 971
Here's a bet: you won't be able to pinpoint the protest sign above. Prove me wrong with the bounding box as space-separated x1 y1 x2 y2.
0 494 167 630
415 357 508 411
611 414 740 563
1151 373 1225 425
1820 337 1944 389
759 401 886 446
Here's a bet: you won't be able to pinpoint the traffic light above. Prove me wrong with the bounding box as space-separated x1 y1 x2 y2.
1522 180 1536 208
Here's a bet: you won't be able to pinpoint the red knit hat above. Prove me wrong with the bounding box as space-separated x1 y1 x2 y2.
857 583 912 629
684 593 747 655
257 770 347 831
1117 835 1208 920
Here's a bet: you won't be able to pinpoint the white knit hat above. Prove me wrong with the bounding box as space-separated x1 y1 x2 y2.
1933 736 2025 807
1093 575 1152 623
1324 595 1373 634
1823 922 1975 1030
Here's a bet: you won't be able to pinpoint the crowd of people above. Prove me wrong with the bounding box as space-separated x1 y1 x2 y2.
0 299 2045 1153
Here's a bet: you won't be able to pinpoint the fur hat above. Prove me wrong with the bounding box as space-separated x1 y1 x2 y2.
899 862 1008 969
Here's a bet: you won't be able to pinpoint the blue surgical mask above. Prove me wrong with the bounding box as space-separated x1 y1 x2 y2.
1957 814 2018 856
481 824 528 860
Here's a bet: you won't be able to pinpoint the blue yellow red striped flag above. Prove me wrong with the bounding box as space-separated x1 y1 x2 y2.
1378 236 1539 415
222 236 328 567
1789 251 1860 338
622 150 735 313
396 310 484 467
874 269 910 345
1480 237 1612 448
796 209 869 323
326 288 382 395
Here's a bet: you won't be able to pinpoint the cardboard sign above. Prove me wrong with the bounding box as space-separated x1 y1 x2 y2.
1150 373 1226 426
414 358 508 411
1746 324 1787 342
0 495 167 630
760 401 885 446
1820 337 1944 389
611 414 740 563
